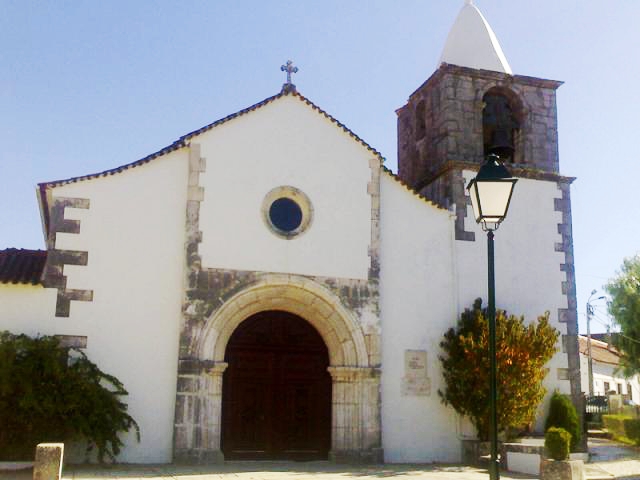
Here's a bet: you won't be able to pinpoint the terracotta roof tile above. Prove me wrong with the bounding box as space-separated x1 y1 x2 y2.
0 249 47 285
382 166 447 210
579 335 620 366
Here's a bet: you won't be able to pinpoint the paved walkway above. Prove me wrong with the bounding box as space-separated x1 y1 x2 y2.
2 463 537 480
585 437 640 479
3 438 639 480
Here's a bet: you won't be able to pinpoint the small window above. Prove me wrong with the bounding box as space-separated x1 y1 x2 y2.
262 186 313 239
269 197 302 232
604 381 610 393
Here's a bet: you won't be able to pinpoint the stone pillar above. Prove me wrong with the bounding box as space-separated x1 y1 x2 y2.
197 362 227 461
174 362 227 463
328 366 382 463
33 443 64 480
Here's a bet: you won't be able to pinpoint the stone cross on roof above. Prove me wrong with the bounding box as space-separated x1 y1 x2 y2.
280 60 298 93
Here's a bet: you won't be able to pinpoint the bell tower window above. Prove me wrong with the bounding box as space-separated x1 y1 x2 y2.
482 90 520 163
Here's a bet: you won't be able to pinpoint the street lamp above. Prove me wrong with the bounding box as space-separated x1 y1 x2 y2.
467 153 517 480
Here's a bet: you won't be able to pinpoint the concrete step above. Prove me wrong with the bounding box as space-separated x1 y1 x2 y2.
584 463 616 479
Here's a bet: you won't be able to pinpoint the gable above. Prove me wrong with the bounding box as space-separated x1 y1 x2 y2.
193 93 381 280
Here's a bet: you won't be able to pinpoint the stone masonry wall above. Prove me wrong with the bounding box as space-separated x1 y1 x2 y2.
42 196 93 317
555 180 585 450
398 64 563 192
397 63 563 241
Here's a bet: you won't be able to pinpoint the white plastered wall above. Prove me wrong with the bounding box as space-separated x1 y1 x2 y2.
581 354 640 400
29 150 189 463
379 173 460 463
456 171 571 431
197 95 373 280
0 285 58 332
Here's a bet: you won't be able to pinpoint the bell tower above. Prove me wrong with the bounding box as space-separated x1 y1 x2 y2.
397 1 563 241
397 1 583 444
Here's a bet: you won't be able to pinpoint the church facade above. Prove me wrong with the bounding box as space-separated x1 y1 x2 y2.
0 3 580 464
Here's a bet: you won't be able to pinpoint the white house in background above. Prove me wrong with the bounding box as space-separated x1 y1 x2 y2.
579 335 640 401
0 2 582 464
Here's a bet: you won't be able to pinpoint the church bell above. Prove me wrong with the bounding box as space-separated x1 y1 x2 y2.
487 127 514 160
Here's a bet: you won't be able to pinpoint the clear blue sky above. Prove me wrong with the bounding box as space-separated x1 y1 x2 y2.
1 1 638 335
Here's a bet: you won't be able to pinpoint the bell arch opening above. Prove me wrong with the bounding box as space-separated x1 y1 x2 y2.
482 87 524 164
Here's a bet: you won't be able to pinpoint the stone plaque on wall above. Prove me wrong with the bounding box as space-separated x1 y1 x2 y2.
401 376 431 396
405 350 427 376
401 349 431 396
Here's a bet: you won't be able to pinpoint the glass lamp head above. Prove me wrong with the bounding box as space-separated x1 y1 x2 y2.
467 154 517 231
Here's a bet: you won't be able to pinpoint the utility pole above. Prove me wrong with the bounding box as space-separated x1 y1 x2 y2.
586 300 594 397
586 290 606 397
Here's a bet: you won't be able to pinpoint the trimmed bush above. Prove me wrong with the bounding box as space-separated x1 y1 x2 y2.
545 427 571 460
603 414 640 446
545 391 581 452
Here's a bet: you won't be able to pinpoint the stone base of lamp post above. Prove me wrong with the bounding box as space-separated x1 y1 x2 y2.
461 439 508 468
540 458 585 480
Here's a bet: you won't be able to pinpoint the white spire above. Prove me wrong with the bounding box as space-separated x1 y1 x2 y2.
439 1 512 74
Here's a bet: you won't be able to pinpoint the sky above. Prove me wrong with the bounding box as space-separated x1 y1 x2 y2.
1 1 638 335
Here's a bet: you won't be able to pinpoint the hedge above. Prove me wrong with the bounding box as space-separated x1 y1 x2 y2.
602 414 640 446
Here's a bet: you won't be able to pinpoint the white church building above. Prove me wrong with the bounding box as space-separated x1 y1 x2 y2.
0 3 581 464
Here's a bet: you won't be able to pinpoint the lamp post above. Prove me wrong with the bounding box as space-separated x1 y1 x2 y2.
466 153 517 480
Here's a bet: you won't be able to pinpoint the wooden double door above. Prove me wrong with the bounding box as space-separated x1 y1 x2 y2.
221 311 332 460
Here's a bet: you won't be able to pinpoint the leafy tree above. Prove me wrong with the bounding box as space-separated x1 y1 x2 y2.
605 254 640 377
438 299 559 440
545 390 580 451
0 331 139 462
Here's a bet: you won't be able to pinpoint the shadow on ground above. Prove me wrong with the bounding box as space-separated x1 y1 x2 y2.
63 462 475 478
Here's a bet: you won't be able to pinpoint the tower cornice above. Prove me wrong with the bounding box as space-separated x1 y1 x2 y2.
399 63 563 110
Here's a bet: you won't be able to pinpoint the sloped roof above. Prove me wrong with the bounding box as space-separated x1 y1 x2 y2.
579 335 620 366
37 88 387 235
382 166 446 210
439 0 512 74
0 249 47 285
38 89 384 190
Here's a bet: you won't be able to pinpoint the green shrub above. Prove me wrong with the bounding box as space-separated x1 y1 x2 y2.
439 300 559 440
603 414 625 439
603 414 640 446
545 427 571 460
545 391 580 451
0 331 139 462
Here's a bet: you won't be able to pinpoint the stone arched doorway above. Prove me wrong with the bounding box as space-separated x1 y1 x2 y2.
221 310 331 460
173 274 382 464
